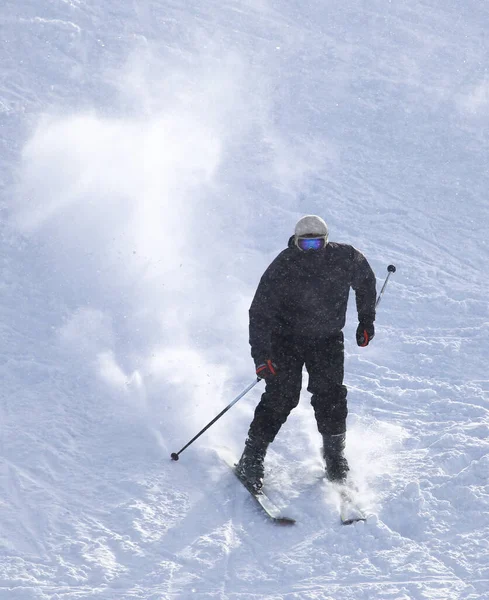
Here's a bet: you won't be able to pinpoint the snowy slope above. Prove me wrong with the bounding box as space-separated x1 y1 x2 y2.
1 1 489 599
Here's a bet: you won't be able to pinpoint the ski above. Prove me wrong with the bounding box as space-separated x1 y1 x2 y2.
316 473 367 525
215 448 295 525
338 486 367 525
232 466 296 525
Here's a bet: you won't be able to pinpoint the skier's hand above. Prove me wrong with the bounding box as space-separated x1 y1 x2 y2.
256 359 278 380
356 322 375 347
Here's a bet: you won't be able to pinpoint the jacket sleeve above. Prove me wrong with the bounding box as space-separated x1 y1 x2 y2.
248 256 284 365
351 248 377 324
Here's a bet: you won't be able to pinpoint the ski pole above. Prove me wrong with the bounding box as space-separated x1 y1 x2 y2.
376 264 396 308
170 378 260 461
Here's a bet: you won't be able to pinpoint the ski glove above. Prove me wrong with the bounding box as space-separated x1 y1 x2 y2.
256 359 278 380
356 322 375 347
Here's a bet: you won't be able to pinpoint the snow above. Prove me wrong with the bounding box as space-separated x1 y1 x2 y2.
1 1 489 598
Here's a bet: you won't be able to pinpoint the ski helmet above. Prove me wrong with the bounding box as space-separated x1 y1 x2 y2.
294 215 329 249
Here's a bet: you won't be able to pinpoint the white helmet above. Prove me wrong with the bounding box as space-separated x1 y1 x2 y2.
294 215 329 250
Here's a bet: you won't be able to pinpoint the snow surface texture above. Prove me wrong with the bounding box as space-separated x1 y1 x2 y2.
1 1 489 599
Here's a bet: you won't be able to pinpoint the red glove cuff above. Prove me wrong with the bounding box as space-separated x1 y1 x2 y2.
359 329 369 347
256 359 277 377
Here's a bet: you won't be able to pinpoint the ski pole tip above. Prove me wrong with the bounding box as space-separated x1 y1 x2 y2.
171 453 179 461
387 264 396 273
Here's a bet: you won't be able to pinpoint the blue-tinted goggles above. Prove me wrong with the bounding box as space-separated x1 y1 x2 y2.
296 237 326 251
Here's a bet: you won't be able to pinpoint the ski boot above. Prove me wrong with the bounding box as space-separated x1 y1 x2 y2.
235 437 268 494
322 433 350 483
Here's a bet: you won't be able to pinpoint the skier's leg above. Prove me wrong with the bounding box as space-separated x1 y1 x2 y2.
237 339 303 490
249 364 303 441
306 334 349 482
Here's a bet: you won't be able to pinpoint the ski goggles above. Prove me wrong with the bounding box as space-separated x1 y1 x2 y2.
296 236 326 251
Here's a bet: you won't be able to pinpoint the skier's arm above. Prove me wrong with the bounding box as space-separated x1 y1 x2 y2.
249 261 283 366
351 248 376 324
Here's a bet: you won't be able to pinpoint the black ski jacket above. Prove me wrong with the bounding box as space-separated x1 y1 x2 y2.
249 237 377 364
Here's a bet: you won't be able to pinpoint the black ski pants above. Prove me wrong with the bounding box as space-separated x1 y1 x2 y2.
248 333 348 446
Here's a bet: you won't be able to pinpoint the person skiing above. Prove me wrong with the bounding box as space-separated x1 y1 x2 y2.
236 215 377 492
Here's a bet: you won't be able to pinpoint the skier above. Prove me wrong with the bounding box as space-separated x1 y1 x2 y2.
236 215 377 492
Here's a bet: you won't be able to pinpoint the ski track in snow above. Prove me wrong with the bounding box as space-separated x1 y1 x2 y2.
1 0 489 599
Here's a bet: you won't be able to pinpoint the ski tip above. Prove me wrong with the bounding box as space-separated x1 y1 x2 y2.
275 517 296 526
341 516 366 525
